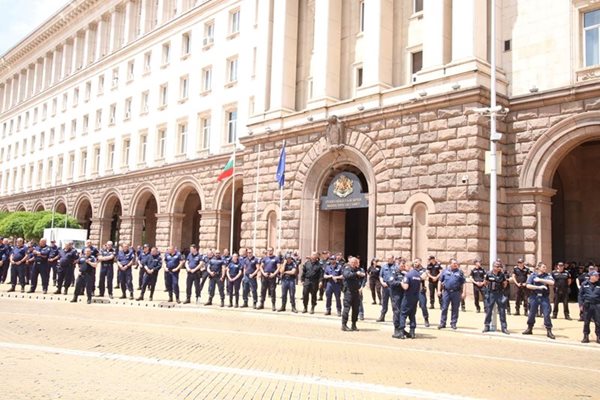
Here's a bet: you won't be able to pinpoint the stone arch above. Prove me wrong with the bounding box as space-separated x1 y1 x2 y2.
520 111 600 188
213 172 244 252
299 145 378 262
72 192 94 238
129 183 160 247
0 205 9 212
166 177 205 214
167 177 205 250
15 203 26 212
98 189 124 218
402 193 436 215
261 204 280 251
98 189 123 244
31 200 45 212
54 197 67 214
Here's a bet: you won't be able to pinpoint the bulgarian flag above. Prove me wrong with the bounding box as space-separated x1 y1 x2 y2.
217 154 235 182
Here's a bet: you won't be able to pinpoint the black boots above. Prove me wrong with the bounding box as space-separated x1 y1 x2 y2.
376 314 385 322
392 329 404 339
351 323 359 331
341 324 350 331
582 334 590 343
546 329 555 340
522 325 533 335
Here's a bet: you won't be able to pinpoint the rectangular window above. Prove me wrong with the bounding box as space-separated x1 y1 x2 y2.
112 68 119 88
33 108 38 124
201 67 212 92
98 75 104 94
73 87 79 106
230 9 240 34
42 103 47 120
80 150 87 176
180 75 189 100
178 122 188 154
157 128 166 159
39 131 45 149
47 160 53 184
144 51 152 72
93 146 100 173
24 112 29 128
227 109 237 143
68 153 75 179
122 138 130 167
57 156 63 183
127 60 135 81
141 91 149 114
139 132 147 163
159 83 168 107
107 142 115 170
22 139 27 156
204 21 214 46
30 136 36 153
85 81 91 101
359 1 365 32
62 93 68 111
109 104 116 125
82 114 89 133
124 97 132 120
96 109 102 129
49 128 55 146
162 42 170 65
70 119 77 138
228 57 238 83
412 51 423 75
414 0 423 13
356 67 363 88
60 123 65 142
200 115 211 149
585 10 600 67
182 32 191 56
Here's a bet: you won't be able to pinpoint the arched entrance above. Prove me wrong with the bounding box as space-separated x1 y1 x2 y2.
15 203 26 212
299 147 377 266
74 195 93 238
551 141 600 264
100 192 123 244
32 201 45 212
216 175 243 252
170 180 203 251
54 201 66 214
131 188 158 247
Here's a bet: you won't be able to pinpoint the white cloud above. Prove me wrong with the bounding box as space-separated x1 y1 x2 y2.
0 0 67 56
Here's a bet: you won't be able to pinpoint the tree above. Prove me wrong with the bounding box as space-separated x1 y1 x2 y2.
32 213 80 239
0 211 80 241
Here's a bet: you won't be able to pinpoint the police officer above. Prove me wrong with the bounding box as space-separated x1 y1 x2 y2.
0 238 10 284
25 243 34 286
85 240 99 257
341 257 364 331
482 261 510 334
184 244 203 304
577 265 596 321
426 255 442 309
7 238 28 293
522 263 556 339
377 255 396 322
367 258 382 305
198 249 214 297
226 253 243 308
97 241 115 299
301 252 323 314
70 248 97 304
29 238 51 294
438 259 467 330
469 259 487 313
551 262 572 320
164 246 183 303
258 247 281 311
396 262 426 339
53 241 78 295
413 258 430 327
324 255 343 316
241 248 259 308
116 243 136 300
48 240 59 287
511 258 530 316
136 247 162 301
388 259 407 338
578 271 600 343
205 250 226 307
136 244 151 291
278 253 298 313
318 250 330 300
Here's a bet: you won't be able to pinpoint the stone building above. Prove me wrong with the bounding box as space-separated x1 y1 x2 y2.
1 0 600 267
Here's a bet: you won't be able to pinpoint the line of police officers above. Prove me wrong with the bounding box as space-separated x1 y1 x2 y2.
1 236 599 343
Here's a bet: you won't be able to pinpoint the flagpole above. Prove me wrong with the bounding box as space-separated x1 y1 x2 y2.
253 143 261 253
230 143 236 253
277 140 286 254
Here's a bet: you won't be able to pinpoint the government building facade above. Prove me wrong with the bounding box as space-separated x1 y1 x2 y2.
1 0 599 267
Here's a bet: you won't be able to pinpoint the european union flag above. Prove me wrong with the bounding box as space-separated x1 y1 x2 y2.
276 142 286 188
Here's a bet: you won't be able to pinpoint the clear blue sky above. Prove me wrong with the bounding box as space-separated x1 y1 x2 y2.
0 0 67 56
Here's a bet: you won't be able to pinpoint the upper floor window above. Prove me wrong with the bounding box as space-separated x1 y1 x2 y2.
202 67 212 92
585 10 600 67
230 9 240 34
359 1 365 32
227 109 237 143
204 21 215 46
144 51 152 73
414 0 423 13
227 57 238 83
162 42 171 65
182 32 191 56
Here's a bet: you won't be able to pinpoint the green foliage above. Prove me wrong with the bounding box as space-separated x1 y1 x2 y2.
0 211 80 241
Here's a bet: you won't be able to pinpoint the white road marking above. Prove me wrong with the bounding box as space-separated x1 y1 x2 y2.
0 341 479 400
1 309 599 373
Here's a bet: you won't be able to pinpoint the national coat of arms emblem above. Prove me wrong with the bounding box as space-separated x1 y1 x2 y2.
333 175 354 198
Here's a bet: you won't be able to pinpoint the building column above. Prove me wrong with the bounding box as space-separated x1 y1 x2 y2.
95 18 105 60
92 217 110 245
139 0 147 36
154 213 184 250
32 60 40 94
308 0 341 107
357 0 393 96
123 1 133 45
72 34 80 72
156 0 164 26
176 0 184 15
421 0 451 72
118 216 136 246
128 216 145 247
451 0 487 62
60 41 70 79
109 8 118 53
50 49 58 85
24 67 31 100
267 0 298 114
198 210 219 251
82 28 91 67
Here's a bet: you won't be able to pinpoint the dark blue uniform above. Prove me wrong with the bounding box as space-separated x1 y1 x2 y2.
164 251 183 301
227 260 243 307
56 247 79 294
526 272 554 329
578 278 600 340
139 253 162 300
72 254 96 303
98 247 115 297
414 265 429 325
116 249 135 299
137 249 151 290
0 242 10 283
324 261 343 315
206 257 226 305
29 244 51 293
551 269 571 319
513 265 530 314
9 245 29 291
341 265 363 330
470 266 487 313
426 261 443 308
242 256 259 307
439 267 466 329
185 251 203 302
398 269 423 336
48 244 60 286
484 271 508 331
279 260 297 311
260 255 281 309
388 265 406 333
301 258 322 313
378 262 395 320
